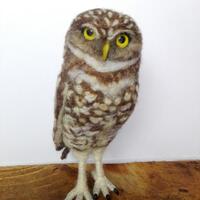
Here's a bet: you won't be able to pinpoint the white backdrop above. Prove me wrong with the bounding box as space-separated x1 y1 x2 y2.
0 0 200 166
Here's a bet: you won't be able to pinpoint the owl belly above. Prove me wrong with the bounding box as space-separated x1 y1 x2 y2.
62 73 138 151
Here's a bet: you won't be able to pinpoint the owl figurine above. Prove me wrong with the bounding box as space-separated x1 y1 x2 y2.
53 8 142 200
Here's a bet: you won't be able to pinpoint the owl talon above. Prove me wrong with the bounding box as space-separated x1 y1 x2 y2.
92 171 118 199
113 188 119 195
93 194 98 200
65 185 92 200
106 194 111 200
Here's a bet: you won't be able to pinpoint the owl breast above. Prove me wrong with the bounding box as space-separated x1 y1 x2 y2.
61 66 139 151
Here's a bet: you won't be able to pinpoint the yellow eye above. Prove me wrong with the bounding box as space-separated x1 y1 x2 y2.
116 33 129 48
83 27 95 40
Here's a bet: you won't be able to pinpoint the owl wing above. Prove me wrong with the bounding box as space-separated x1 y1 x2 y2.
53 71 66 151
53 50 83 158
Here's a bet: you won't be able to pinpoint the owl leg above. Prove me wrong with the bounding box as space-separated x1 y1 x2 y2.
92 148 119 200
65 149 92 200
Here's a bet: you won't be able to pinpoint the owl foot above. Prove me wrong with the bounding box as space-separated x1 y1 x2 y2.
91 171 119 200
65 184 92 200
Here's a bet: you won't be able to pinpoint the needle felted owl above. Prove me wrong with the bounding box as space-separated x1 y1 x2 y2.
53 8 142 200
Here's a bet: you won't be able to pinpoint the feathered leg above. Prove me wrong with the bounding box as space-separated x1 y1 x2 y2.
92 148 119 200
65 149 92 200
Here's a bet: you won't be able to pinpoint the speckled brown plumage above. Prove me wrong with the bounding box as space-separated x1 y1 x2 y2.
53 8 142 200
54 53 139 152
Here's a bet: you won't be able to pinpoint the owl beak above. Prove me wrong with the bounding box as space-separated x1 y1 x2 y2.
102 41 110 61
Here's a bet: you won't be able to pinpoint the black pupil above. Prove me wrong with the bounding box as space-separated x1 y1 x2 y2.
118 35 126 43
87 29 93 36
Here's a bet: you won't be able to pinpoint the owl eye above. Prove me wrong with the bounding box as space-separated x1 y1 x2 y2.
82 27 95 40
116 33 129 48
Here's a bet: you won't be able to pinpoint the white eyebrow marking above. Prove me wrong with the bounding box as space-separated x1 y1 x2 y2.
81 23 100 38
107 29 135 40
108 28 114 37
104 17 110 26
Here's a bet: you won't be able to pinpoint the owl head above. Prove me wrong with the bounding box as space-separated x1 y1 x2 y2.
65 8 142 67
